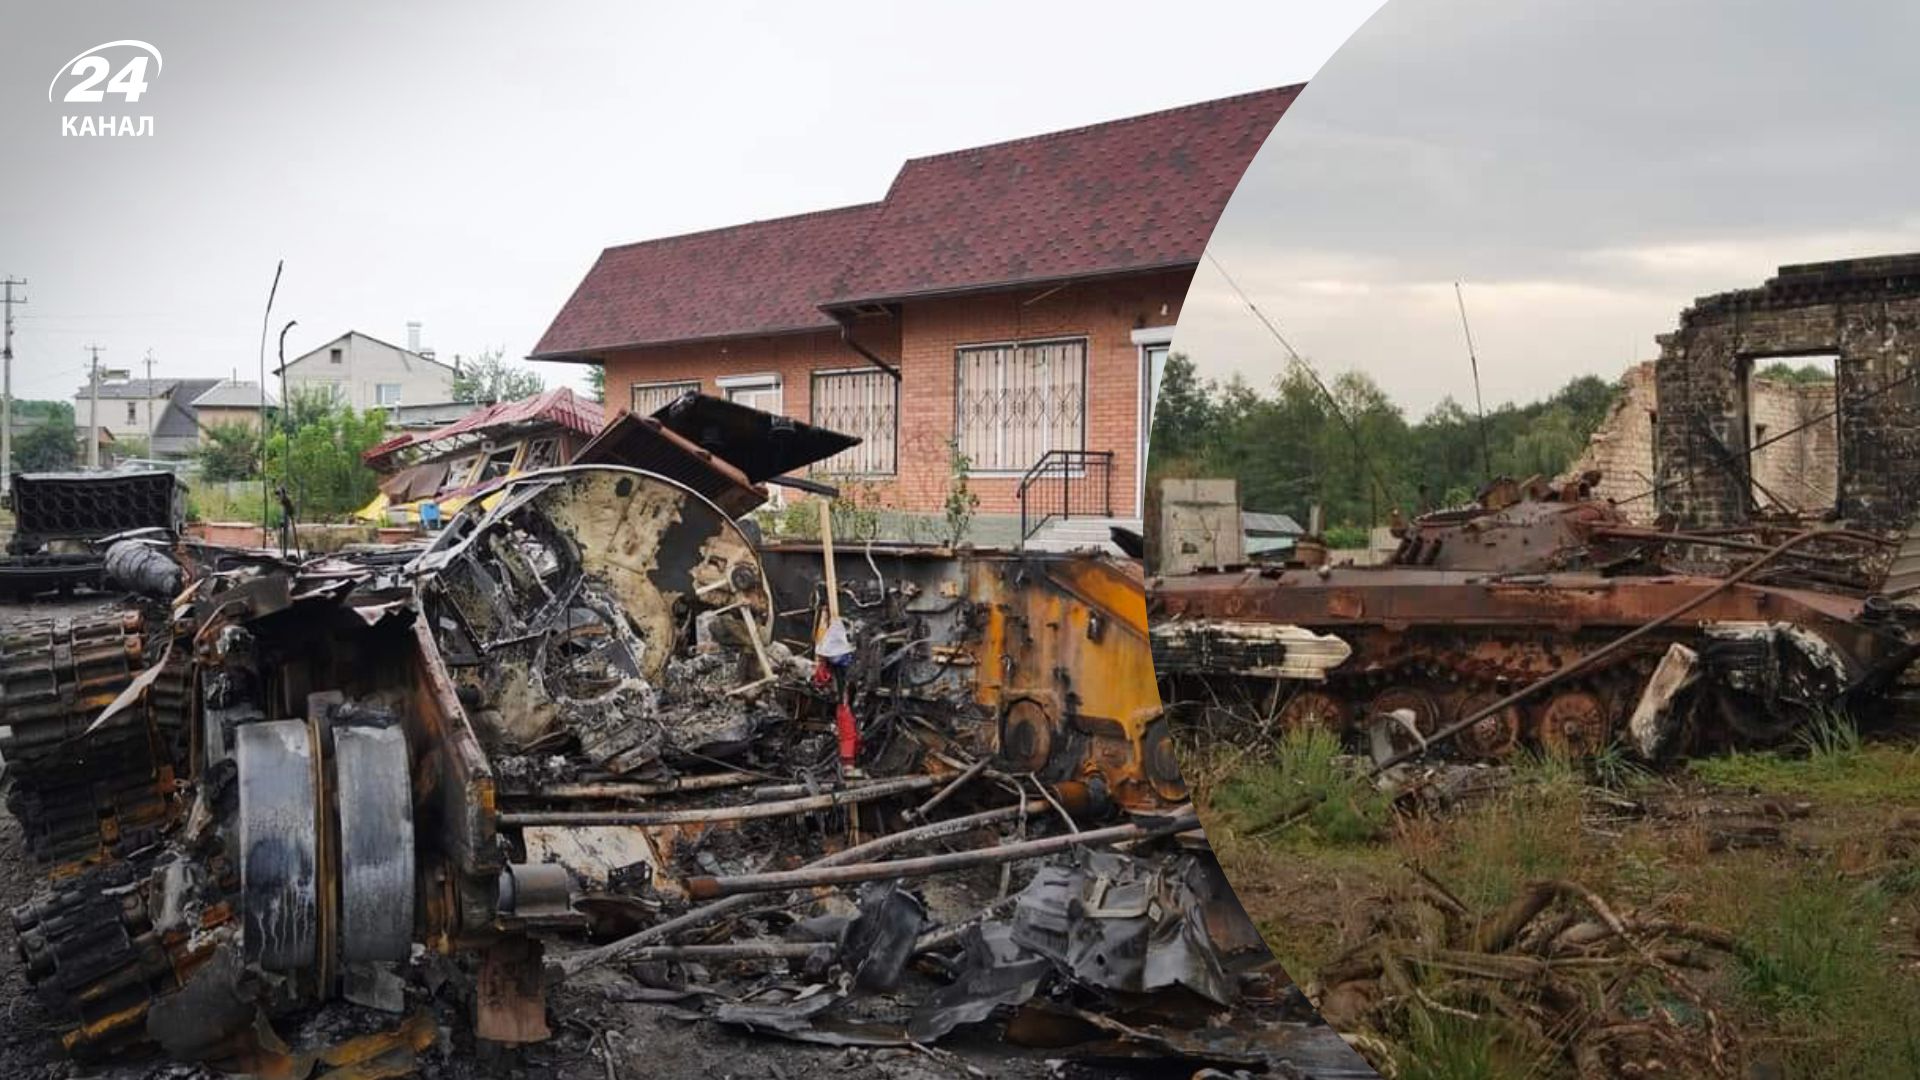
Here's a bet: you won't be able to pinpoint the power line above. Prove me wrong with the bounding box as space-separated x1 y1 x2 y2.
1203 250 1395 523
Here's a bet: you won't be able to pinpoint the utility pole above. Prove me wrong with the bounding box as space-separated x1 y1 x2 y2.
144 349 156 454
2 277 23 497
86 345 105 469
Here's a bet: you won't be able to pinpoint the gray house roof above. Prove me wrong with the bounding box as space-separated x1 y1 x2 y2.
72 378 177 400
275 330 460 375
152 379 223 440
191 380 279 409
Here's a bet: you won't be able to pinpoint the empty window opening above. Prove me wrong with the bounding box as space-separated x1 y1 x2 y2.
1742 354 1839 515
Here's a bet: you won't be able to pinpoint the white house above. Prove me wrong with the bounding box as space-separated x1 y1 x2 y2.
72 378 185 444
275 330 459 413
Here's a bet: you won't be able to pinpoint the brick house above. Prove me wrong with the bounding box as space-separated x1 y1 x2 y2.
531 87 1298 542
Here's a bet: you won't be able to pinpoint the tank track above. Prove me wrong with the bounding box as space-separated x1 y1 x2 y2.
0 611 184 865
10 859 195 1060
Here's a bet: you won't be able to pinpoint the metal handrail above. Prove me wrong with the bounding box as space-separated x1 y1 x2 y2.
1018 449 1114 545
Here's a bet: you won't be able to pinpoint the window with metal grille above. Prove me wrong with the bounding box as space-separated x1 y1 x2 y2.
811 369 897 475
632 380 700 416
953 337 1087 472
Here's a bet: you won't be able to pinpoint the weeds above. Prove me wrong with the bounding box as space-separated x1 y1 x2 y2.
1209 727 1390 846
1729 868 1920 1077
1690 738 1920 804
1394 1005 1506 1080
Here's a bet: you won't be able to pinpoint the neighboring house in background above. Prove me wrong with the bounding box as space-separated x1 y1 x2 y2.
532 87 1300 544
75 377 221 456
357 387 604 524
72 379 180 445
275 330 460 413
188 380 278 432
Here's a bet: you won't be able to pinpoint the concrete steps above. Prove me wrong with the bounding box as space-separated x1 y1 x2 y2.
1023 516 1142 556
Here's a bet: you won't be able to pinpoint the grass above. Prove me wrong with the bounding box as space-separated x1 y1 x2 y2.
1689 713 1920 804
1191 712 1920 1079
1207 727 1392 847
1394 1006 1509 1080
1726 867 1920 1077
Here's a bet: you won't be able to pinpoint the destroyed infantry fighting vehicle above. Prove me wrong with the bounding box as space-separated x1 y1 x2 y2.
1150 474 1920 764
0 395 1360 1077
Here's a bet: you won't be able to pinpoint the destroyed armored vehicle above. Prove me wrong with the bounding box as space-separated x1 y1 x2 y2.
1150 474 1920 763
0 396 1354 1077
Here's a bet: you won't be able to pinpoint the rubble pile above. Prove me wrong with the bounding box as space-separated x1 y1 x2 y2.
0 397 1373 1078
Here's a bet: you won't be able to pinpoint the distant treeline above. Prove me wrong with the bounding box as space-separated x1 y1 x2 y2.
1147 355 1619 530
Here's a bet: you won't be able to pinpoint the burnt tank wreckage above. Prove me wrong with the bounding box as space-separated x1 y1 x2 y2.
1150 474 1920 764
0 395 1339 1076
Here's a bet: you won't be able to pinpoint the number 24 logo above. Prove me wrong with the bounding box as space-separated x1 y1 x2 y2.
48 41 163 104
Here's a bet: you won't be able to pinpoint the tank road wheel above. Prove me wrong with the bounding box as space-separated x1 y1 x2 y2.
1275 688 1349 737
1452 691 1523 760
1534 689 1613 759
1365 685 1444 765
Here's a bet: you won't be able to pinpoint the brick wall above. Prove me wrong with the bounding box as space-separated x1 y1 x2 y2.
1651 256 1920 529
598 269 1188 518
1569 360 1840 524
1567 362 1660 520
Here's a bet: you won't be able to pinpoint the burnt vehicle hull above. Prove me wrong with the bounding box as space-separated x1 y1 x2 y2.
1151 487 1920 761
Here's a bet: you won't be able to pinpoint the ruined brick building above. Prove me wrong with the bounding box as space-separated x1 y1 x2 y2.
1570 255 1920 529
1571 361 1840 525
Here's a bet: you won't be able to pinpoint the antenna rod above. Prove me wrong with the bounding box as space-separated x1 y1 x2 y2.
257 260 282 542
1454 281 1493 480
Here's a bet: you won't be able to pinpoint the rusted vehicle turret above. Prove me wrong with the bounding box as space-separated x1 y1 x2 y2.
1150 474 1920 761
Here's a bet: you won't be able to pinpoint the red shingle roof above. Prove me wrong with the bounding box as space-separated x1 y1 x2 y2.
827 86 1299 306
363 387 605 466
532 86 1300 360
531 204 882 359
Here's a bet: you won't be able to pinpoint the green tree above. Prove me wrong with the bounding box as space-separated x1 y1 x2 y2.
1757 361 1837 384
1148 352 1214 465
197 422 262 481
13 415 79 472
586 363 606 404
450 348 546 404
263 388 390 519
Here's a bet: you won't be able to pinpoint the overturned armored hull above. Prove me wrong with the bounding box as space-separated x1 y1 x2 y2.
1 403 1366 1077
1151 479 1920 764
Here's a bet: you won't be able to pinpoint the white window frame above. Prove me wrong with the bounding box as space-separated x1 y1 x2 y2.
952 335 1089 476
374 383 404 407
631 379 700 416
810 367 898 477
1134 326 1174 519
718 373 783 412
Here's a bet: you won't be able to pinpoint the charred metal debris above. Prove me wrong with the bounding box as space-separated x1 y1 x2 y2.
1151 473 1920 770
0 396 1366 1078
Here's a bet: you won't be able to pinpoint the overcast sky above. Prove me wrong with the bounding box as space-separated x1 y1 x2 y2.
0 0 1382 405
1175 0 1920 417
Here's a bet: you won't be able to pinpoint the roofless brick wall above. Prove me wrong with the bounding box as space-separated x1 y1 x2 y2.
1653 255 1920 530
